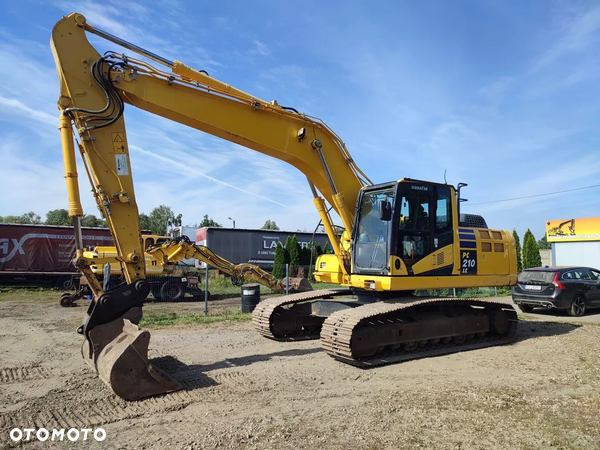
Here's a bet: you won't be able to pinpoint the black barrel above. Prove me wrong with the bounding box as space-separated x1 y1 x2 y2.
241 283 261 313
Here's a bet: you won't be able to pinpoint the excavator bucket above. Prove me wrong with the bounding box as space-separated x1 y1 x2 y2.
82 308 182 400
287 277 314 292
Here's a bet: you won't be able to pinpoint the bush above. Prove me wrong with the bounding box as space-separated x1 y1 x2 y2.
272 242 287 279
513 229 522 273
287 235 301 276
522 229 542 269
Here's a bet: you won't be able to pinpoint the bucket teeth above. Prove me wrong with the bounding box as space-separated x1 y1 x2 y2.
82 309 182 401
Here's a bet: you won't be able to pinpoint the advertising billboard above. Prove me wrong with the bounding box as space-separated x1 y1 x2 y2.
546 217 600 242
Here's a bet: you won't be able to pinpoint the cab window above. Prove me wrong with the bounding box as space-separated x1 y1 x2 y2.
435 187 452 233
398 191 429 231
144 238 155 250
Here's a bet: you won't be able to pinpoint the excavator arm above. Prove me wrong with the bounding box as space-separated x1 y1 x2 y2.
145 237 311 294
51 13 367 399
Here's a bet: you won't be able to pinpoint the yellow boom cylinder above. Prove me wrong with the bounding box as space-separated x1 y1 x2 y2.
313 197 348 275
58 114 83 217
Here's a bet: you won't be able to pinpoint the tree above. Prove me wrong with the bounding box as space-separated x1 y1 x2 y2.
323 242 333 254
522 229 542 269
261 219 280 230
512 229 523 273
198 214 222 228
272 241 287 279
1 211 42 224
287 235 301 276
283 236 293 262
146 205 181 236
139 213 153 233
46 209 71 226
299 241 313 267
299 241 320 277
22 211 42 224
81 214 106 228
317 225 344 236
537 235 551 250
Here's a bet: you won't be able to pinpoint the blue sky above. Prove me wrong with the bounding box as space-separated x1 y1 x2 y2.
0 0 598 241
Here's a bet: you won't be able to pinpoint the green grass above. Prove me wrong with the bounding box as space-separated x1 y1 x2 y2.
416 286 512 298
0 281 508 306
0 287 59 303
139 308 251 328
310 281 343 290
206 276 273 296
517 313 537 320
205 275 342 297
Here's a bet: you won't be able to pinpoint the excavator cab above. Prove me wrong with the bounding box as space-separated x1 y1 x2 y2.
353 179 456 275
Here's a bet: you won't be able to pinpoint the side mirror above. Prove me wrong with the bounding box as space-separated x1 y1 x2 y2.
379 200 392 221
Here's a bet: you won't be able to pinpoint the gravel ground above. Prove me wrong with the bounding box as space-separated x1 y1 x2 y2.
0 292 599 449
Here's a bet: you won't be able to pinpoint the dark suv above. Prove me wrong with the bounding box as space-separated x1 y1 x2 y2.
512 266 600 316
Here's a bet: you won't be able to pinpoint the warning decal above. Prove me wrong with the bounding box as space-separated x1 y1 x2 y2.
112 132 126 153
115 154 129 176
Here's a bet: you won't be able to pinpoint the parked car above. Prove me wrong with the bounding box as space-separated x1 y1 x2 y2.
512 266 600 316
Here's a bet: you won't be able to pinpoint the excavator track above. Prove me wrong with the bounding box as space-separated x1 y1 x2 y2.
320 297 518 367
252 289 353 340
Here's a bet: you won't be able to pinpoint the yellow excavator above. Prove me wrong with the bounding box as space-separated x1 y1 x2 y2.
52 13 518 400
143 236 308 294
89 235 304 297
62 234 299 306
60 233 174 306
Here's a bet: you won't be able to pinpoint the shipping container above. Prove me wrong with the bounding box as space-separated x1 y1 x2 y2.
195 227 331 270
0 223 113 288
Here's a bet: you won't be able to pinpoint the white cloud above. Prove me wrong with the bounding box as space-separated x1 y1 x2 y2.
56 1 147 42
0 136 96 217
130 144 290 207
478 76 514 105
259 65 308 90
0 96 57 128
250 40 270 56
530 6 600 73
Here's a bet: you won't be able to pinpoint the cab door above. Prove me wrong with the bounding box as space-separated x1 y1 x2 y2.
394 183 453 275
396 185 432 271
432 185 454 255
